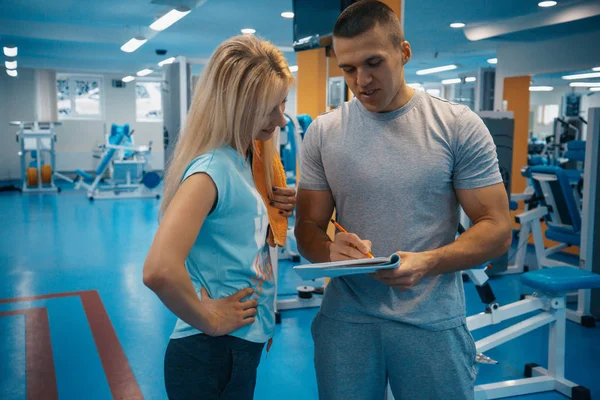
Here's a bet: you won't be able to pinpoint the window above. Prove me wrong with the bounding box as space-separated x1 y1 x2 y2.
537 104 559 126
136 81 163 122
57 75 103 119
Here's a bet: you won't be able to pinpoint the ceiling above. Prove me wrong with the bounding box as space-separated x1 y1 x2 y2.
1 0 599 83
0 0 297 76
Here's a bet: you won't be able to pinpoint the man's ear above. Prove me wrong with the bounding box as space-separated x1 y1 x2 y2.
401 41 412 65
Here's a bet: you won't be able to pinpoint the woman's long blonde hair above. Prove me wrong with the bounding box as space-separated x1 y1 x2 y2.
160 35 294 216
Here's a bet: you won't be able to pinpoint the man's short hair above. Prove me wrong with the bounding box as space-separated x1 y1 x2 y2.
333 0 404 48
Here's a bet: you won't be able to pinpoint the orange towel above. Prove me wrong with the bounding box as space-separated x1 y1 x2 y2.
252 140 288 247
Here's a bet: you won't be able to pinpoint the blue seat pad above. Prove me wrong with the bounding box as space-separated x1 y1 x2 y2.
75 169 94 181
545 228 580 246
521 267 600 292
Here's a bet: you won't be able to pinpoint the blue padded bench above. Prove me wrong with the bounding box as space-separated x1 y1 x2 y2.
521 267 600 293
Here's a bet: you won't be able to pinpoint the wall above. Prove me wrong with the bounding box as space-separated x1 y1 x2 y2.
503 76 530 196
529 89 566 140
284 72 298 117
54 73 164 173
529 86 600 141
297 48 328 119
56 73 163 173
0 69 163 180
494 29 600 111
0 69 37 180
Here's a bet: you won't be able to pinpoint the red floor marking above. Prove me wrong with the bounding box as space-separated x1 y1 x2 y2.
79 290 144 400
0 290 144 400
0 290 88 304
0 307 58 400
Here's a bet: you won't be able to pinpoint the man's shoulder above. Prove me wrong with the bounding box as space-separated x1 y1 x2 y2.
420 91 471 120
313 99 354 128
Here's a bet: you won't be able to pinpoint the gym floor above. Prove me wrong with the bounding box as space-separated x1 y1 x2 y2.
0 187 599 399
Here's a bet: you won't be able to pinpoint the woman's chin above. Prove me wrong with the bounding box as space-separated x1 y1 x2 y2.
257 130 274 141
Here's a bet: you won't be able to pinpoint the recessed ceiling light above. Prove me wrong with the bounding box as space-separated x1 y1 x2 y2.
158 57 176 67
529 86 554 91
450 22 465 28
289 65 298 72
121 37 147 53
416 64 457 75
562 72 600 80
6 69 17 77
122 76 136 83
465 77 476 82
569 82 600 87
590 87 600 92
538 1 557 7
241 28 256 35
137 69 154 77
3 46 18 57
442 78 462 85
5 60 17 70
281 12 294 19
593 66 600 71
487 58 498 65
150 7 191 31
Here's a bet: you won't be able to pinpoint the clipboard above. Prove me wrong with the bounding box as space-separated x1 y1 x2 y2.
293 254 401 280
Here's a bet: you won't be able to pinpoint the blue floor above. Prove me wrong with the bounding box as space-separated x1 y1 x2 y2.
0 189 599 399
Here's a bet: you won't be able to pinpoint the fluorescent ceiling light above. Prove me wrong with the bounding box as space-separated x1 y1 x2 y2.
158 57 176 67
281 12 294 19
289 65 298 72
590 87 600 92
5 60 17 70
6 69 17 77
487 58 498 65
241 28 256 35
450 22 465 28
137 69 154 77
569 82 600 87
593 67 600 71
150 7 191 31
529 86 554 91
538 1 557 7
122 76 136 83
416 64 457 75
562 71 600 80
442 78 462 85
121 37 147 53
465 77 476 82
3 46 17 57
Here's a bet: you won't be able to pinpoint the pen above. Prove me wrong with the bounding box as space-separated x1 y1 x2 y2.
330 219 374 258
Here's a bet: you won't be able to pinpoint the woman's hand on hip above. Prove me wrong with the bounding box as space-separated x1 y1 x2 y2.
200 287 258 336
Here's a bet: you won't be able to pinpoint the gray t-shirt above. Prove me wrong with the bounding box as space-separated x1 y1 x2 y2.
299 90 503 331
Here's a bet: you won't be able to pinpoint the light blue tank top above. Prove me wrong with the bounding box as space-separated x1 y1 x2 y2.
170 146 274 343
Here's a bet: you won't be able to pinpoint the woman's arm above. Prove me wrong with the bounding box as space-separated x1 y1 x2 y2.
143 173 258 336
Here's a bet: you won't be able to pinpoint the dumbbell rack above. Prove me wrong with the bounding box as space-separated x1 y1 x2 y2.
12 121 62 193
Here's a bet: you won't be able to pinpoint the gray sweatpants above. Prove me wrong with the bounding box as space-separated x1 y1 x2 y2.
311 312 477 400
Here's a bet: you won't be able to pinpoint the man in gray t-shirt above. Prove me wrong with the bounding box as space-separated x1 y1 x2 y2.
295 2 512 400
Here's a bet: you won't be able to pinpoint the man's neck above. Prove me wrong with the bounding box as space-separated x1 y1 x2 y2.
380 83 415 113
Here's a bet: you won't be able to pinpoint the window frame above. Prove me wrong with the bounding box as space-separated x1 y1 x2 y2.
57 73 105 121
135 78 163 123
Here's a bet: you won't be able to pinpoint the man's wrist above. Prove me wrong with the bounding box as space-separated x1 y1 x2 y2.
325 240 333 262
423 249 442 276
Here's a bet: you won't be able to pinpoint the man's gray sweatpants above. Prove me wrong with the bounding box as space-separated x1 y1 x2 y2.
311 312 477 400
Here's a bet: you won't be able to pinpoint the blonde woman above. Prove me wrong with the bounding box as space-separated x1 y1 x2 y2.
143 36 296 399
